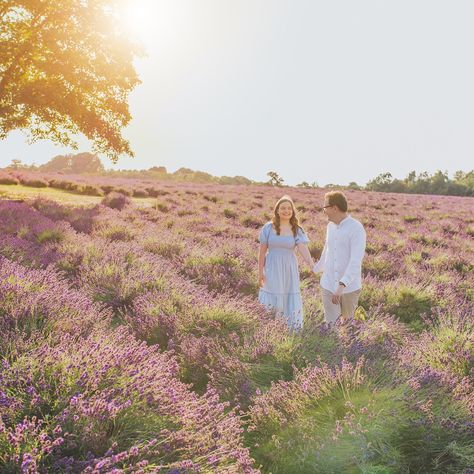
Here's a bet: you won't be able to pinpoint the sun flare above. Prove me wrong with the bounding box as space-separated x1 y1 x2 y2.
118 0 159 43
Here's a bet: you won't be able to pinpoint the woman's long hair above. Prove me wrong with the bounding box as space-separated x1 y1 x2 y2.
272 195 302 237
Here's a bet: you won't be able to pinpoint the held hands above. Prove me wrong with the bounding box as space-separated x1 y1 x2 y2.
331 283 344 304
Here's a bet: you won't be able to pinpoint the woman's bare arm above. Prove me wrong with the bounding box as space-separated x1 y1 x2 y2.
258 243 268 286
296 243 314 269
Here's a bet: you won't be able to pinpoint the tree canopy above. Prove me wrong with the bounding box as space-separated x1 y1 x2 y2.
0 0 142 161
39 152 104 173
267 171 284 187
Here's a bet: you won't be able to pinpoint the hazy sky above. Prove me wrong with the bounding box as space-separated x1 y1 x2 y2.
1 0 474 185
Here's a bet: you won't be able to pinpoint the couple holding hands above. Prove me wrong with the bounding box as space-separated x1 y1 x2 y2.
258 191 366 331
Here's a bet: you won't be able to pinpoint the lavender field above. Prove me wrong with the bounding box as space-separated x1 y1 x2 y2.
0 175 473 473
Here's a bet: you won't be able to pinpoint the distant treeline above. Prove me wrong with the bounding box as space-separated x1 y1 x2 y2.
5 155 474 196
364 170 474 197
7 153 253 186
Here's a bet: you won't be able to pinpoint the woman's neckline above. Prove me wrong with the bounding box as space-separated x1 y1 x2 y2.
271 223 294 237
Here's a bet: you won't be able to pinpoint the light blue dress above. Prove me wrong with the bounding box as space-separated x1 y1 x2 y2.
258 222 309 330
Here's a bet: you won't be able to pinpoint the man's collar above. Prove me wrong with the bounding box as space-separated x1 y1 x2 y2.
336 214 351 226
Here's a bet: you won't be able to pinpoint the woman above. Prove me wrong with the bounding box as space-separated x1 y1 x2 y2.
258 195 314 331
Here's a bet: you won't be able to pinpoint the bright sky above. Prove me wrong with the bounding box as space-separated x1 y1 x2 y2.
1 0 474 185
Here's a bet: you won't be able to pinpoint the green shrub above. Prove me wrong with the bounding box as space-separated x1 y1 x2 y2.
363 255 398 279
0 175 19 185
101 184 115 194
155 202 169 213
224 208 237 219
203 194 219 203
406 250 429 264
386 286 434 328
177 209 193 216
428 254 474 274
410 233 442 246
113 187 132 196
98 225 134 242
142 240 184 258
403 215 422 223
132 188 149 198
37 228 64 244
21 178 49 188
76 184 103 196
101 192 131 210
241 216 263 229
146 187 169 197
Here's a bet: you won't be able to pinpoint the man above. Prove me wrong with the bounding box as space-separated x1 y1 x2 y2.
313 191 366 324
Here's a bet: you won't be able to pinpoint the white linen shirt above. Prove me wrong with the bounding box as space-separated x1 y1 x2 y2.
313 215 366 294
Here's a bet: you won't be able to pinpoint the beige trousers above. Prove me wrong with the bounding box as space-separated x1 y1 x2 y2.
321 287 361 324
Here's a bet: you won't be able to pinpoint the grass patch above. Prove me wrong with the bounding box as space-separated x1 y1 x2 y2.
249 379 474 474
360 284 435 331
0 184 158 208
411 313 474 377
189 306 258 338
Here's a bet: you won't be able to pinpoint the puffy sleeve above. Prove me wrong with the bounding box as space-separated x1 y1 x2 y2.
259 222 272 244
295 227 310 245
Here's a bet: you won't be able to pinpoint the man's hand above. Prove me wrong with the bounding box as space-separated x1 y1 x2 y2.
331 284 344 304
259 273 266 287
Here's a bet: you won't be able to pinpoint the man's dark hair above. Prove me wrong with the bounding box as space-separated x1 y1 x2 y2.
325 191 348 212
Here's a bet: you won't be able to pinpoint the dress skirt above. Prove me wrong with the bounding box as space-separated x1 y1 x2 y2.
258 248 304 331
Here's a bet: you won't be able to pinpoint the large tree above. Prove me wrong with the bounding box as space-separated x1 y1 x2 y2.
0 0 141 161
70 152 104 173
267 171 284 187
40 151 104 173
39 153 71 171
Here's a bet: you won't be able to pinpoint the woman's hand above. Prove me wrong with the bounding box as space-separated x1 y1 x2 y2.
258 243 268 289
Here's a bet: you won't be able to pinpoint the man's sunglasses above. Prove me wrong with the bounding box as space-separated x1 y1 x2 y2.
322 205 334 209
